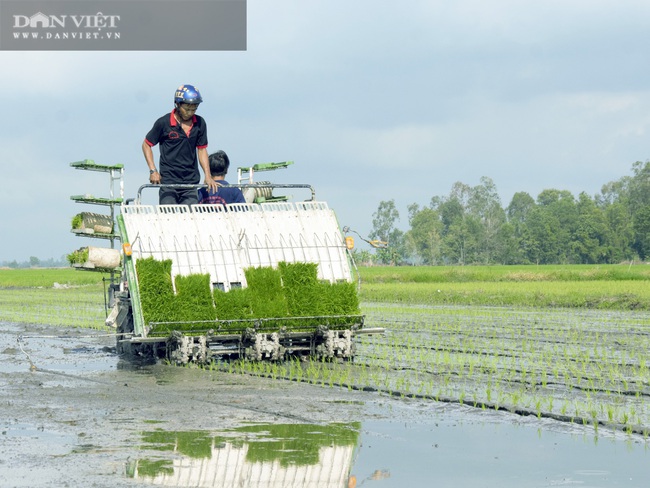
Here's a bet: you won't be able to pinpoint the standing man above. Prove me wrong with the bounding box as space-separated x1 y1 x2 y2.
142 84 219 205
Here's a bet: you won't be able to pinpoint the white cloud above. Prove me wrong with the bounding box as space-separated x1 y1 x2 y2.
566 92 639 115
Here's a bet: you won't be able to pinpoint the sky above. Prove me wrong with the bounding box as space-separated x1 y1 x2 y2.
2 0 650 261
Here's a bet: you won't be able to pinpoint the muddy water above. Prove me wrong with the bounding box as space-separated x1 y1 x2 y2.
1 321 649 488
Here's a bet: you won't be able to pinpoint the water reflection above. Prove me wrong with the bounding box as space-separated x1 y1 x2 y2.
350 417 650 487
127 422 360 487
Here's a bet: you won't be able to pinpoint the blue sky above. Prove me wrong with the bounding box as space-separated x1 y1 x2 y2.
2 0 650 261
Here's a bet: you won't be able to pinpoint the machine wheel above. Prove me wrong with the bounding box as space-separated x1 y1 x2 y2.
114 292 135 356
166 332 210 365
114 291 165 361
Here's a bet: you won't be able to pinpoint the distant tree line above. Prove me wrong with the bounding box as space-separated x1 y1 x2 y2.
360 161 650 266
1 255 68 269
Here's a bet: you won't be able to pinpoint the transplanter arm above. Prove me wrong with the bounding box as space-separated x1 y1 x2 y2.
342 227 389 249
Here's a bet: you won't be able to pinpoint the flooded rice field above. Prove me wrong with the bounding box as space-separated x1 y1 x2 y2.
2 303 650 487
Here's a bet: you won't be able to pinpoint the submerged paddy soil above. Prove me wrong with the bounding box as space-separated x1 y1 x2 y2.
2 315 650 487
0 322 376 487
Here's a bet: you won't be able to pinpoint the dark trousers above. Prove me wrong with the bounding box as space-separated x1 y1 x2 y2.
159 187 199 205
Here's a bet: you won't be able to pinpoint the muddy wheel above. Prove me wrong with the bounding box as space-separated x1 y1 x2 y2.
114 292 134 356
166 332 210 365
315 329 355 361
114 292 165 361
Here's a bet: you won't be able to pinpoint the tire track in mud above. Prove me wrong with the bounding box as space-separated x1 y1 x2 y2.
8 326 335 425
23 358 339 426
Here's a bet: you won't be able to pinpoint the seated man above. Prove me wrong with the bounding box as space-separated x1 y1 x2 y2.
198 150 246 205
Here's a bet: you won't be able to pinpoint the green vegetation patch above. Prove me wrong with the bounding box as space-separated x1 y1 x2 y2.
131 422 359 480
359 280 650 310
136 258 361 334
279 262 361 328
136 257 175 327
0 284 105 328
173 273 216 328
71 213 83 230
141 429 213 459
129 459 173 479
226 422 360 467
319 281 361 323
279 261 320 318
0 268 105 288
66 248 88 266
244 266 288 320
213 288 253 324
359 264 650 284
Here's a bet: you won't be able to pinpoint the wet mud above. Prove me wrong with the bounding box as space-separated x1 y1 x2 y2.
2 321 649 488
1 322 391 487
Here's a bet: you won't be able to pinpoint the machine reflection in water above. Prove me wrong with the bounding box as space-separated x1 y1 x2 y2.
127 422 360 488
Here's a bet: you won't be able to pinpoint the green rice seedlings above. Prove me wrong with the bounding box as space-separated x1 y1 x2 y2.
136 257 174 326
135 258 365 335
244 266 288 320
279 261 361 329
71 213 84 230
172 273 216 330
558 401 569 416
279 261 319 316
213 288 253 323
66 247 89 265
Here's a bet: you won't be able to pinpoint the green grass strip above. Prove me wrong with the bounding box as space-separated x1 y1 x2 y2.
359 264 650 284
359 280 650 310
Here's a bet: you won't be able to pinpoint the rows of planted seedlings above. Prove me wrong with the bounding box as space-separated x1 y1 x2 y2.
225 304 650 437
356 305 650 435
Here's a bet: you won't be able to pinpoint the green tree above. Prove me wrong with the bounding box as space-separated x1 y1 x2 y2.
493 221 521 264
593 161 650 261
601 202 634 262
350 248 373 266
535 189 578 263
627 161 650 260
370 199 406 264
506 192 536 264
628 160 650 207
596 171 635 262
524 206 560 264
432 183 474 264
633 206 650 260
405 204 443 265
571 192 608 263
467 177 506 264
507 192 535 227
597 177 631 207
441 215 482 265
370 200 399 242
